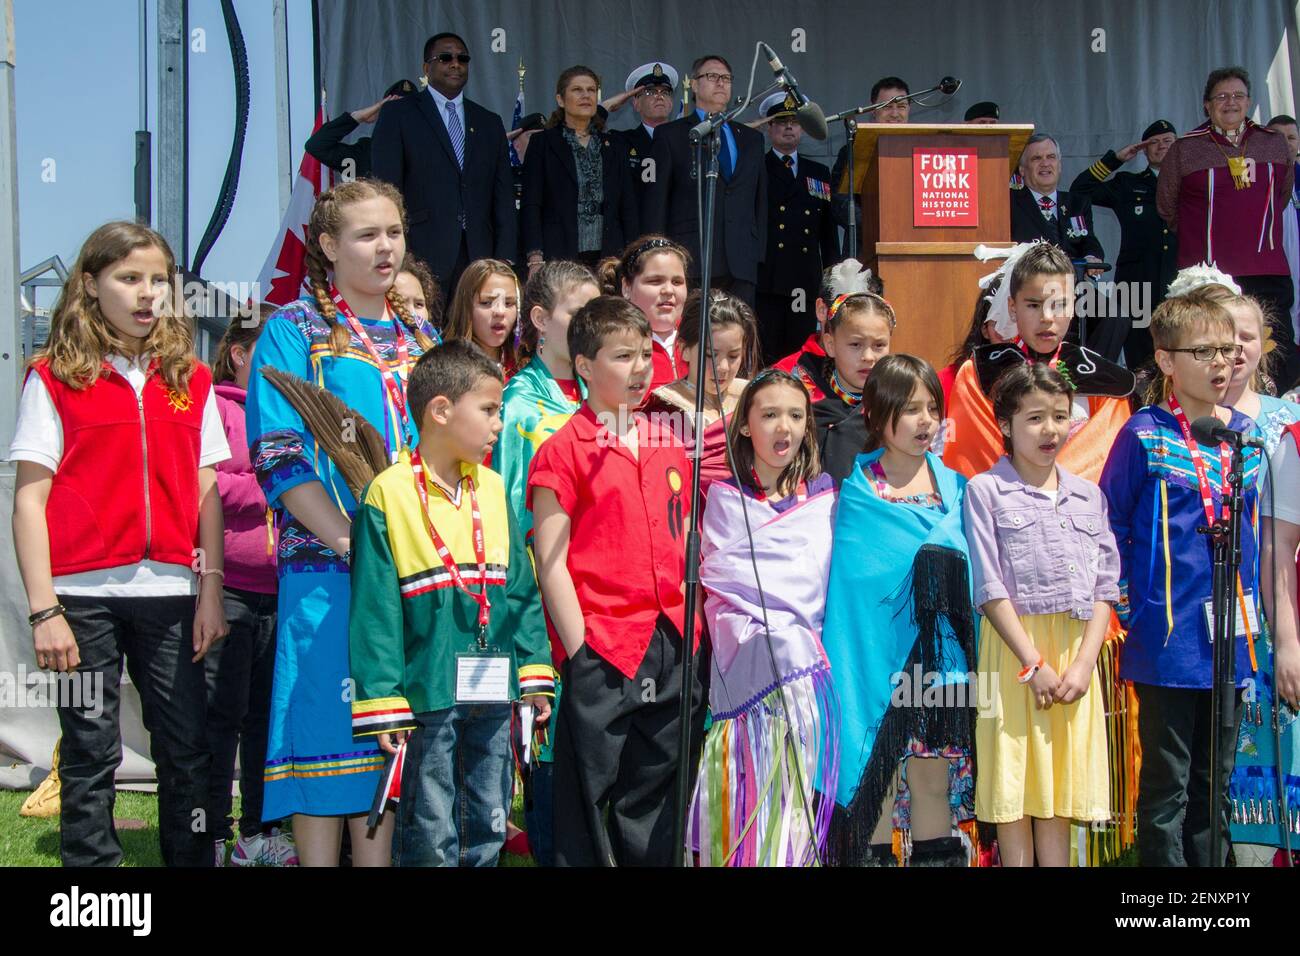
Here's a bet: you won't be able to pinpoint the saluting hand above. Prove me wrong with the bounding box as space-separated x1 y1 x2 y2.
1115 139 1153 163
351 94 400 126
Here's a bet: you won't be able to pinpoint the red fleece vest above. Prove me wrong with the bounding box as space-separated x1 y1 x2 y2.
33 359 210 576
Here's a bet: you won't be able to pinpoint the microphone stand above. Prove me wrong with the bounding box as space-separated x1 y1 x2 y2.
672 86 777 866
1201 440 1247 867
844 118 858 259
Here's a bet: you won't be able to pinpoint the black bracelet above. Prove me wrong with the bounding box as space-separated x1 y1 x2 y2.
29 604 66 627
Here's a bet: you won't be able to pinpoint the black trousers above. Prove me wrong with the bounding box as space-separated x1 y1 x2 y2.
755 289 817 366
1236 274 1298 392
58 594 212 867
1133 682 1243 867
551 616 706 866
203 586 277 841
443 232 471 310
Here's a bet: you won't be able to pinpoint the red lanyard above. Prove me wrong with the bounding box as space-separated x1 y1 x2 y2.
1168 394 1231 528
409 447 492 639
1013 335 1063 370
751 470 806 503
330 284 410 436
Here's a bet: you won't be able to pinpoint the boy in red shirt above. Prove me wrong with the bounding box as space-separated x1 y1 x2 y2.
528 295 705 866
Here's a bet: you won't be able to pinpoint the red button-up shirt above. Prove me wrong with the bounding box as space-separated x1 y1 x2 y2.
527 403 694 677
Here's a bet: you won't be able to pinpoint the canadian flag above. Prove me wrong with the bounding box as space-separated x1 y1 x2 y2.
255 107 327 305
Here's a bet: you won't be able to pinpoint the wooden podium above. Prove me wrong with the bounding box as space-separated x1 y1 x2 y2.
838 124 1034 367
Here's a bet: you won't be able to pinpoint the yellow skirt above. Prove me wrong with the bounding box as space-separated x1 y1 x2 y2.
974 611 1110 824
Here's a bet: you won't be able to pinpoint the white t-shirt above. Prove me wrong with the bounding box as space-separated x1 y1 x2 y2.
1262 434 1300 526
8 354 231 596
653 330 677 353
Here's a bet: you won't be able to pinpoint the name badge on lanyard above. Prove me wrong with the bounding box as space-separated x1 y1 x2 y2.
1202 590 1258 644
409 446 509 703
455 651 511 703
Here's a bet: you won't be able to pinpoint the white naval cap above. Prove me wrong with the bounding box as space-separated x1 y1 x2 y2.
625 61 679 93
759 90 800 119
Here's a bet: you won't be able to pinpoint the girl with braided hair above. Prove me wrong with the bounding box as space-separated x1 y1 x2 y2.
245 178 436 865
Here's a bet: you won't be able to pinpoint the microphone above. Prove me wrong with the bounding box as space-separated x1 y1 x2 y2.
938 76 962 95
759 42 828 140
1190 415 1265 449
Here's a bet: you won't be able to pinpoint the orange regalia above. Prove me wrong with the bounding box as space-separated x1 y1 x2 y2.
942 341 1134 485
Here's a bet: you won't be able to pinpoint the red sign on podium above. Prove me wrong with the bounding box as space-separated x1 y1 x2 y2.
913 147 979 227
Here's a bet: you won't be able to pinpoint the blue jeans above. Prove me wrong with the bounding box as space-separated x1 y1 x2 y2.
394 704 513 867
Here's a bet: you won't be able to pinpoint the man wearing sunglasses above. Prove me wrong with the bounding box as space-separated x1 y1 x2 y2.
641 54 767 306
1157 65 1298 389
373 31 517 302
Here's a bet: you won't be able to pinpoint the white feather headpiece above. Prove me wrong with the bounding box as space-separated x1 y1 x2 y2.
1166 262 1241 298
826 257 876 297
973 241 1042 340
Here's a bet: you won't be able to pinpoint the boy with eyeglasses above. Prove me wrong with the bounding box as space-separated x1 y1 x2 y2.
1101 293 1264 866
1157 65 1298 390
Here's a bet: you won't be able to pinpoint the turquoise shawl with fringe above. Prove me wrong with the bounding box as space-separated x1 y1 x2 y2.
821 450 976 858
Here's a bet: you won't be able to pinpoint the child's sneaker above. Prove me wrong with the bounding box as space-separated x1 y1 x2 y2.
229 828 299 867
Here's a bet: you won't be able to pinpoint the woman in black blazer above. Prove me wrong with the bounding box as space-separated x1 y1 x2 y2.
522 65 639 275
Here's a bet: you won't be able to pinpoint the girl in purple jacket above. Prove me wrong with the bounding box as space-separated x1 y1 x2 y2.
208 306 296 866
964 363 1121 867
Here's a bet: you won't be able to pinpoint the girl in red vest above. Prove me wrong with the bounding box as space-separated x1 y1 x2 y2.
10 221 231 867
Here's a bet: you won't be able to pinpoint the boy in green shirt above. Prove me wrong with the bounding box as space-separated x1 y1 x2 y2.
349 340 554 866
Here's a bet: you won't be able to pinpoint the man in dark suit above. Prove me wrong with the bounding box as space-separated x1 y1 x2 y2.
371 32 517 302
1012 133 1123 357
755 92 840 364
1011 133 1104 260
641 54 767 306
1070 120 1179 368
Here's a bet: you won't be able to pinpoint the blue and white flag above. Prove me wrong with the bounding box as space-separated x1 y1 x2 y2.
509 88 525 168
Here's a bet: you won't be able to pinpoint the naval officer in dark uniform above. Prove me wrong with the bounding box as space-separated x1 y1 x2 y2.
1070 120 1179 369
1071 119 1185 369
755 91 840 363
608 61 680 211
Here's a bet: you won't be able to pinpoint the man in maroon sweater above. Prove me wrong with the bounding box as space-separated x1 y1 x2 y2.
1157 65 1298 388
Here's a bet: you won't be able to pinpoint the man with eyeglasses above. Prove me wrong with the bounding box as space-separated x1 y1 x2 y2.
372 31 517 302
642 54 767 306
1157 66 1298 389
604 62 680 210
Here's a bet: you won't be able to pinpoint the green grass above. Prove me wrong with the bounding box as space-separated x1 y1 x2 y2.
0 788 539 867
2 787 1129 867
0 789 165 867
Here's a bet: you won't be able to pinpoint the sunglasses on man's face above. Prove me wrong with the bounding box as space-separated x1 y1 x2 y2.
429 53 471 65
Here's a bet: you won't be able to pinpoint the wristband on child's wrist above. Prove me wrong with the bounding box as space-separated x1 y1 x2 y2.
1017 655 1044 684
29 604 66 628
